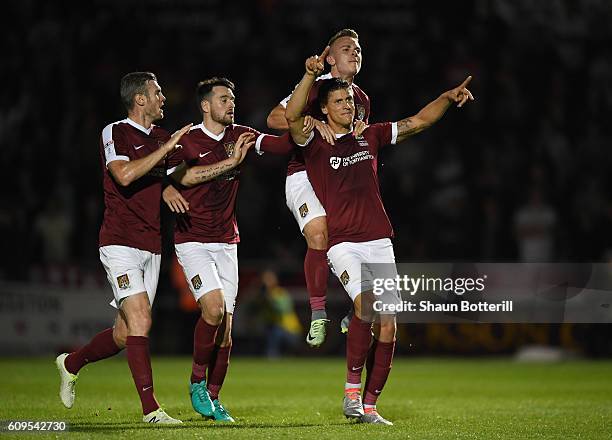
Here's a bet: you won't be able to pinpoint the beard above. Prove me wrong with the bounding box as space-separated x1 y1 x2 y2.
212 110 234 126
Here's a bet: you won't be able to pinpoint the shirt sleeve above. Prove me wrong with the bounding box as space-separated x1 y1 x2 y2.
102 124 130 167
256 132 294 155
279 83 319 116
367 122 397 154
295 131 315 148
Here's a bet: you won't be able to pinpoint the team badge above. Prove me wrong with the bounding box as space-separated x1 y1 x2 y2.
356 104 366 121
340 270 350 286
299 203 309 218
330 156 341 170
191 274 203 290
223 141 235 158
117 274 130 290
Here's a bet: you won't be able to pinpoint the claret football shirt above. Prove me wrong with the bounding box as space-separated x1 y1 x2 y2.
299 122 398 248
99 118 170 254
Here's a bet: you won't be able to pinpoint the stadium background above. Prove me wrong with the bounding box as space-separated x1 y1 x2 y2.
2 0 612 358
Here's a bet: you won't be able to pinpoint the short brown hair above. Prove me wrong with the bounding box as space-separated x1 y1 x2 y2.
120 72 157 111
318 78 351 109
196 77 235 114
327 29 359 47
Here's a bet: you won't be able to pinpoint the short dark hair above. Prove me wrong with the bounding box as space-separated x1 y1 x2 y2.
120 72 157 111
327 29 359 47
318 78 351 109
196 77 235 113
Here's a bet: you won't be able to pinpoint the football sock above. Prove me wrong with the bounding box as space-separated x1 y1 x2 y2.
126 336 159 415
363 337 378 393
363 340 395 405
305 248 328 318
207 344 231 400
191 318 220 384
65 328 121 374
345 382 362 396
363 404 376 413
346 315 372 384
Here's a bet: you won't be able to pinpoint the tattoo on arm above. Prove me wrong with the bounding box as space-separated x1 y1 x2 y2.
397 117 422 137
192 161 234 183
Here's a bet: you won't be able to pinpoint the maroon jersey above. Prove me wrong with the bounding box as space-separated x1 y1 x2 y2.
99 118 170 253
280 73 371 176
300 122 398 248
172 123 281 244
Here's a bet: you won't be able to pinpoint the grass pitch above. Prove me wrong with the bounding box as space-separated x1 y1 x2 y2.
0 357 610 439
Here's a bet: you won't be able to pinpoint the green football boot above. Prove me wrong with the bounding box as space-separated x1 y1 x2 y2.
189 380 214 417
211 399 235 422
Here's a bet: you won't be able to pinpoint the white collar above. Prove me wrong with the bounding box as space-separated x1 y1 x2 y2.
125 118 153 135
335 130 354 139
199 123 229 141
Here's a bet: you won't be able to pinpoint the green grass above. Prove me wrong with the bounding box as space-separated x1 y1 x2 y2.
0 357 611 439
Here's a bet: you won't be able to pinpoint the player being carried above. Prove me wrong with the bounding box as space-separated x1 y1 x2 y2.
162 77 304 422
266 29 370 347
55 72 240 424
285 48 473 424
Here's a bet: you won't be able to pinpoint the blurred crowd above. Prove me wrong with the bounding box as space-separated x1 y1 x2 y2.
3 0 612 284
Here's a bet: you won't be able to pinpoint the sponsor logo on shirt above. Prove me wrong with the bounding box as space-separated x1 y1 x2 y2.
191 274 203 290
199 151 212 158
117 274 130 290
299 203 309 218
340 270 350 286
329 151 374 170
134 144 145 150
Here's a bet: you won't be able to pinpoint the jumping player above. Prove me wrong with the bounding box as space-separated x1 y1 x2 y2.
267 29 370 347
285 49 473 424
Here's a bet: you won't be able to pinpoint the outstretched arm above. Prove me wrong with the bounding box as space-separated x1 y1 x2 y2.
108 124 192 186
170 132 255 187
285 47 329 145
395 76 474 143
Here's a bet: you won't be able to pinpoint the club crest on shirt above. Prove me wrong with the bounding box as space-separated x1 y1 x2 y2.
223 141 235 158
330 156 341 170
191 274 203 290
117 274 130 290
299 203 309 218
340 270 350 286
356 104 366 121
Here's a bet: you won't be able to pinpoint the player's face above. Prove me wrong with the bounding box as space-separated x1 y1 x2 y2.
328 37 362 78
143 80 166 121
209 86 236 126
322 88 355 129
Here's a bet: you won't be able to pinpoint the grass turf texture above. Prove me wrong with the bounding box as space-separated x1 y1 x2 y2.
0 357 610 439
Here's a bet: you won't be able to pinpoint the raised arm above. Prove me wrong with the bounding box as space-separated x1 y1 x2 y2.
108 124 192 186
285 47 329 145
395 76 474 143
170 132 255 187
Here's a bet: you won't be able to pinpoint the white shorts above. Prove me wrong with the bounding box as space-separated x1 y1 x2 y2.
285 171 326 232
175 242 238 314
327 238 401 313
99 245 161 309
